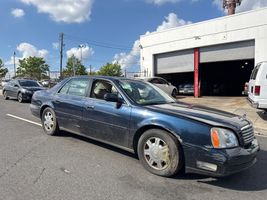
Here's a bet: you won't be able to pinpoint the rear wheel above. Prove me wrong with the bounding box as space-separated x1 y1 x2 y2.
17 92 23 103
171 89 177 98
3 91 8 100
137 129 183 177
41 107 59 135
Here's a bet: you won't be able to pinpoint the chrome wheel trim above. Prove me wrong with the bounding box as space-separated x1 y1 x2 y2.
43 111 54 131
18 93 22 102
3 91 7 98
143 137 170 170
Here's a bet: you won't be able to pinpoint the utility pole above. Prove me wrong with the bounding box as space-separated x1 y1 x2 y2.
89 65 92 75
72 55 76 76
59 32 64 79
13 52 16 77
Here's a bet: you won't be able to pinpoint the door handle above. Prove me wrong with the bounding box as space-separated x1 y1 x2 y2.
85 105 94 110
54 99 61 104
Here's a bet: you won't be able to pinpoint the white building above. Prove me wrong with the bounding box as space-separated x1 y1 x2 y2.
140 8 267 97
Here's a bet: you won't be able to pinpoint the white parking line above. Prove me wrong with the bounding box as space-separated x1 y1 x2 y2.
6 114 42 127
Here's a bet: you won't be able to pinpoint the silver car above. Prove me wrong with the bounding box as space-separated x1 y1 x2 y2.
137 77 177 97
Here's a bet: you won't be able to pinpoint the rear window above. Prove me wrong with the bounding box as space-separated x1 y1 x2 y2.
250 64 261 80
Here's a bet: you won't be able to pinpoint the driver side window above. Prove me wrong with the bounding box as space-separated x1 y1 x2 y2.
90 80 118 100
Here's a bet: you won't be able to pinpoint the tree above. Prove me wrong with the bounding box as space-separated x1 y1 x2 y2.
63 56 87 77
16 57 49 80
0 58 8 78
97 62 123 77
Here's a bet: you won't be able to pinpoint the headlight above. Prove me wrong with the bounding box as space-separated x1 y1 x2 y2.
210 128 238 149
22 89 32 94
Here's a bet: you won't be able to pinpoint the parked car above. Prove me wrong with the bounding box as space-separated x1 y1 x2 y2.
248 62 267 110
30 76 259 177
179 83 194 95
136 77 178 97
3 79 45 103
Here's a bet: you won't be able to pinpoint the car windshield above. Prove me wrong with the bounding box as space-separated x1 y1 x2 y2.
118 79 175 105
19 80 40 87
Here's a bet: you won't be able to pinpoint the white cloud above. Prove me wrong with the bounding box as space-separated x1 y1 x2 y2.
52 42 59 50
17 43 48 58
156 13 191 32
213 0 267 13
146 0 181 6
66 46 94 60
113 13 190 70
20 0 94 23
236 0 267 12
11 8 25 18
113 40 140 70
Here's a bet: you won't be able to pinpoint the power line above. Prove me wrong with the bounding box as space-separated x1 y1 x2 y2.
64 33 134 51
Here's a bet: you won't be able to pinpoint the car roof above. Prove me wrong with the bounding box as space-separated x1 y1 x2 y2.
71 75 140 82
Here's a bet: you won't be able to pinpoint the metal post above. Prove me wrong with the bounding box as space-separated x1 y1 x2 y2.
13 52 16 77
72 55 76 76
59 33 64 79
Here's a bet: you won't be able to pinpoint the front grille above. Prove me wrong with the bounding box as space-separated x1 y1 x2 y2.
241 124 255 145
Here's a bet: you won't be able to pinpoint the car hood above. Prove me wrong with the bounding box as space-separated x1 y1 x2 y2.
145 102 250 131
23 87 45 92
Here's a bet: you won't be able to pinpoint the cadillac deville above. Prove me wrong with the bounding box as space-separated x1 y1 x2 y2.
30 76 259 177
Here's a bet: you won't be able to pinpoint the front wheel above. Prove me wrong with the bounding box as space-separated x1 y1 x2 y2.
3 91 9 100
137 129 183 177
41 107 59 135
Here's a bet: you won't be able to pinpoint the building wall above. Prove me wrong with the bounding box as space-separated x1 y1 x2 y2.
140 8 267 76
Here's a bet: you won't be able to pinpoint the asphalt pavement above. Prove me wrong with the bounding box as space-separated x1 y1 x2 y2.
1 96 267 200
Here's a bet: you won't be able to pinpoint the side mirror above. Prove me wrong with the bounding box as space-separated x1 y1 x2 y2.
104 93 124 104
14 84 19 88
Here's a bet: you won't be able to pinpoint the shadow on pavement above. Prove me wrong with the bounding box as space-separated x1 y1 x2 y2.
57 130 138 159
257 111 267 121
56 130 267 191
195 149 267 191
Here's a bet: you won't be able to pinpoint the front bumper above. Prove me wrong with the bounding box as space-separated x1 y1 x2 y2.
247 97 259 109
184 138 260 177
22 92 33 101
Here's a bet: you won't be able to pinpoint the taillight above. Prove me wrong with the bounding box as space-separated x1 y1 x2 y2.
254 85 261 96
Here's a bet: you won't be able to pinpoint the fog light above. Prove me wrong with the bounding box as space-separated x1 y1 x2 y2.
196 161 217 172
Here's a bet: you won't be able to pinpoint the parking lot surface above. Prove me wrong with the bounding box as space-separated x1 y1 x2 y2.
1 96 267 200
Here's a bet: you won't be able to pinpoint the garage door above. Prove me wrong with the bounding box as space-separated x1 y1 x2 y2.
154 49 194 74
200 40 255 63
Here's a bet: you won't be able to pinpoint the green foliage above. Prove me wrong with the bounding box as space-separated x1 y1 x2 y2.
0 58 8 78
63 56 87 77
97 62 123 77
16 57 49 80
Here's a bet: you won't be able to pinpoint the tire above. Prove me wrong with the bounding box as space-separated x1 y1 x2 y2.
171 89 177 98
17 92 23 103
137 129 183 177
3 91 9 100
41 107 59 136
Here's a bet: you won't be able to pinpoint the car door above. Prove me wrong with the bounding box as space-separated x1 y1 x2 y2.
8 80 19 98
52 78 90 133
82 79 131 147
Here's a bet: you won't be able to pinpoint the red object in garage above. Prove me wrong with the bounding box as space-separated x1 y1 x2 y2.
194 48 199 97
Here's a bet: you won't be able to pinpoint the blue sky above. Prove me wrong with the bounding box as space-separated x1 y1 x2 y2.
0 0 266 77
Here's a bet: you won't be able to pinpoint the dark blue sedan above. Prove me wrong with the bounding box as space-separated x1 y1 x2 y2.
30 76 259 177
